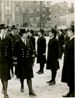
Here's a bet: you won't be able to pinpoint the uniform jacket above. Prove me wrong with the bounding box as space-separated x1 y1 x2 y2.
0 36 12 63
61 38 74 85
0 35 12 80
14 38 34 79
30 36 35 50
58 34 64 58
37 36 46 64
46 37 59 71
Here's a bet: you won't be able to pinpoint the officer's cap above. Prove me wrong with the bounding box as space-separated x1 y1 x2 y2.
11 25 17 30
30 29 34 35
19 28 26 36
0 24 7 29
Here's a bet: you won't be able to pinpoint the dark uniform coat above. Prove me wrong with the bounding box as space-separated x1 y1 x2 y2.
30 36 35 51
0 36 12 80
37 36 46 64
61 38 74 86
58 34 64 58
46 37 59 71
8 33 20 56
30 36 36 63
14 38 34 79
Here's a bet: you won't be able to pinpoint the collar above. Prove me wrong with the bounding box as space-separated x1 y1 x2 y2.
70 35 75 40
50 36 54 39
0 35 5 39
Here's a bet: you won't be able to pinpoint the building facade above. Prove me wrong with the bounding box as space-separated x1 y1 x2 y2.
0 1 74 29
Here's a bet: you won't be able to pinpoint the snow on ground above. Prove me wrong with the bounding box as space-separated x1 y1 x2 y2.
0 37 69 98
0 56 69 98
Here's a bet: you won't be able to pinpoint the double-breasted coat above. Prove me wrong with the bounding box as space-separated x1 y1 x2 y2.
14 38 34 79
37 36 46 64
0 36 12 80
46 37 59 71
61 38 74 86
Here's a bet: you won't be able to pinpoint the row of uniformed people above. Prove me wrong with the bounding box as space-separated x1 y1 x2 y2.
0 24 36 98
0 24 13 98
36 25 74 97
0 23 74 98
36 24 74 97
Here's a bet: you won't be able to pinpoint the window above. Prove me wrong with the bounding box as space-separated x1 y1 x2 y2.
30 8 33 14
36 17 40 22
30 18 33 22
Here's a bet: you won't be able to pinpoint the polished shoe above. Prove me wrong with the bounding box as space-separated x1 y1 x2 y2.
46 80 52 83
20 88 24 93
29 91 36 96
49 81 55 85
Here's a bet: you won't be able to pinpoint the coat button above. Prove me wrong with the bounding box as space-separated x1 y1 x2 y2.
5 53 7 56
22 48 23 50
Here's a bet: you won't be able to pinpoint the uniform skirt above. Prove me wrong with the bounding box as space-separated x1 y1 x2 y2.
16 58 33 79
0 62 11 80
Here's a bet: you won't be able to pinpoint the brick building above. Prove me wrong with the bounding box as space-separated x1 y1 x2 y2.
0 1 74 29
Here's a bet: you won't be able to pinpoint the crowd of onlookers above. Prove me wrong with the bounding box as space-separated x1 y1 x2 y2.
0 21 74 98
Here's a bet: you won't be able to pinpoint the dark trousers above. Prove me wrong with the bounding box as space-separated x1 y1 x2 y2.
51 70 57 81
39 63 45 72
20 77 24 89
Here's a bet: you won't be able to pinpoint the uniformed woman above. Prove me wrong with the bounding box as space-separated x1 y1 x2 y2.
46 28 59 85
37 29 46 74
14 29 36 96
61 23 74 97
0 24 12 98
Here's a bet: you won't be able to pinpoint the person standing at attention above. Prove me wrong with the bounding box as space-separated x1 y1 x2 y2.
37 29 46 74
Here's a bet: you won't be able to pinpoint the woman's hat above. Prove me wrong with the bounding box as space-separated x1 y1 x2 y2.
19 28 26 36
39 29 44 35
50 28 57 37
51 28 57 34
11 25 17 30
0 24 7 29
30 29 34 35
68 22 74 33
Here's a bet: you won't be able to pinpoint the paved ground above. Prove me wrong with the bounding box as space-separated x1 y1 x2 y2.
0 56 69 98
0 37 69 98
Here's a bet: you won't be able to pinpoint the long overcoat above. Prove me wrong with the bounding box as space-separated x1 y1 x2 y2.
61 38 74 86
46 37 59 71
30 36 35 51
0 36 12 80
37 36 46 64
58 34 64 58
14 38 34 79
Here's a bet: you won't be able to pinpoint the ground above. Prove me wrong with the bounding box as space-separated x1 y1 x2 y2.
0 37 69 98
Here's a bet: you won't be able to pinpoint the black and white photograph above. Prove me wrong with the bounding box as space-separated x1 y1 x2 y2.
0 0 74 98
